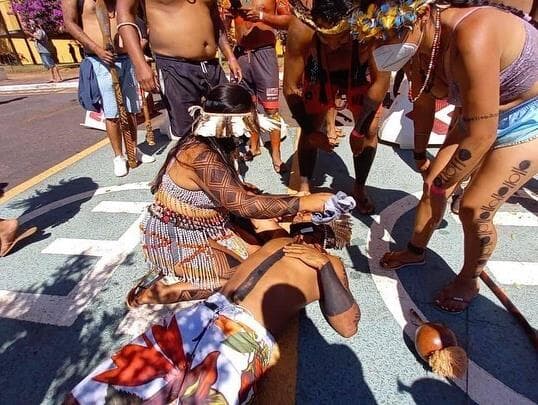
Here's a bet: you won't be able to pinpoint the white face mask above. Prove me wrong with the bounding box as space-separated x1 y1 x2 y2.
373 43 418 71
373 29 424 72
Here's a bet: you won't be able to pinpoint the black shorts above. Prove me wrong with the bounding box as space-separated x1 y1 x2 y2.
235 45 279 111
156 54 228 138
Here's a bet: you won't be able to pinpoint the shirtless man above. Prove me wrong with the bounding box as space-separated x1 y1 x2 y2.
116 0 242 139
66 232 359 404
283 0 390 214
224 0 292 173
63 0 155 177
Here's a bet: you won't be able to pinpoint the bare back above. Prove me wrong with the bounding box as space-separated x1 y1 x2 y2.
221 238 346 336
145 0 220 59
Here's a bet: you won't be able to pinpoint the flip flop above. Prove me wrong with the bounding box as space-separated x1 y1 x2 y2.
125 271 163 309
0 226 38 257
243 150 261 162
379 251 426 270
273 162 289 174
434 296 471 314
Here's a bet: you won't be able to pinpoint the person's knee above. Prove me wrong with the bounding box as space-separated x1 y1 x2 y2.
458 198 483 226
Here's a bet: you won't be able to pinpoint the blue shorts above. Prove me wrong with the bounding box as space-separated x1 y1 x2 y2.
87 55 140 119
40 52 55 69
494 96 538 148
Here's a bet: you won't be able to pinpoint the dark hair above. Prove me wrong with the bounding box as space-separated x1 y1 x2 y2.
311 0 353 27
150 83 255 194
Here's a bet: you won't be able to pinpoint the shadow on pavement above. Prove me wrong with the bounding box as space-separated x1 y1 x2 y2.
296 316 375 404
388 207 538 403
397 378 470 405
5 177 99 252
0 250 136 404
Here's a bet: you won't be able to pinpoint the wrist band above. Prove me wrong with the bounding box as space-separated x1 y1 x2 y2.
430 183 446 196
259 11 264 21
413 151 427 160
350 128 365 139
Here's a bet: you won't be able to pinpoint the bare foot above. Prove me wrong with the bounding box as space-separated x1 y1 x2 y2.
272 160 289 174
298 177 311 195
0 219 19 256
380 249 425 270
435 276 480 313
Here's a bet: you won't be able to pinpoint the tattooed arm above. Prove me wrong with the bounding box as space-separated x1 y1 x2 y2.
283 244 360 337
432 23 499 192
191 148 301 218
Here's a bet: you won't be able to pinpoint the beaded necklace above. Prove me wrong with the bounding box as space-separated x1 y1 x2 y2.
408 7 442 103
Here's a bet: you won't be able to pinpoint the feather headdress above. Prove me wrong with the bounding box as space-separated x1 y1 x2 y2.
188 106 280 139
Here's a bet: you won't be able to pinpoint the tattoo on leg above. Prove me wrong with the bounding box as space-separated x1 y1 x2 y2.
436 148 473 187
474 160 531 272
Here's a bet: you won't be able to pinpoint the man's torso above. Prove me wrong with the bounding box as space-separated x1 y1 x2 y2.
234 0 278 49
145 0 220 60
80 0 128 54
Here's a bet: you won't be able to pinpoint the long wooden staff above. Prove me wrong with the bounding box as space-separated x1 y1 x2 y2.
480 270 538 350
95 0 137 168
140 86 155 145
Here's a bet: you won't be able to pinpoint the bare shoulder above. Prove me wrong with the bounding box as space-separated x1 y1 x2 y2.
287 17 315 53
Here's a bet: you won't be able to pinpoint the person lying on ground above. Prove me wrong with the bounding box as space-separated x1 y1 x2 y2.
65 224 359 405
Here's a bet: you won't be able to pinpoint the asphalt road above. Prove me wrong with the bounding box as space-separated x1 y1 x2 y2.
0 91 106 195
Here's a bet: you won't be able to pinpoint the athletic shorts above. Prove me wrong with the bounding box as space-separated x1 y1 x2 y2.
39 52 55 69
494 96 538 148
66 293 277 404
86 55 140 119
156 54 228 138
235 45 279 111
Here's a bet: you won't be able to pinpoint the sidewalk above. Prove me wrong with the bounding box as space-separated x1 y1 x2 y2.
0 65 79 93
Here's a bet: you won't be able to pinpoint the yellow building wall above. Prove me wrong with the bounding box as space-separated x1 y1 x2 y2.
0 0 19 32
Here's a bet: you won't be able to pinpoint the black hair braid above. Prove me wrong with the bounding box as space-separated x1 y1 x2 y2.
448 0 538 29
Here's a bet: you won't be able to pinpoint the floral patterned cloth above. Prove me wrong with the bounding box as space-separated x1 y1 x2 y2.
67 294 277 404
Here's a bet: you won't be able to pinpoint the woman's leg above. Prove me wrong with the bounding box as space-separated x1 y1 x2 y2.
380 124 466 268
435 138 538 311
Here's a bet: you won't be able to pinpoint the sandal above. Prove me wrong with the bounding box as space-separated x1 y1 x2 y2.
125 271 163 309
243 150 261 162
273 162 289 174
379 251 426 270
434 296 471 314
0 226 38 257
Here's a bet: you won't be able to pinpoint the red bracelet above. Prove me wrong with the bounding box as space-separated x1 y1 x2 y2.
430 184 445 196
351 129 365 139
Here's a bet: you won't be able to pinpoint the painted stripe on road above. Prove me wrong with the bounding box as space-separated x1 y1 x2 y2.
488 261 538 286
451 211 538 227
92 201 149 214
42 238 120 257
367 193 534 405
0 138 109 204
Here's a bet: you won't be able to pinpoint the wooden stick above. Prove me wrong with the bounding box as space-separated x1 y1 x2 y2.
140 86 155 145
95 0 138 168
480 270 538 350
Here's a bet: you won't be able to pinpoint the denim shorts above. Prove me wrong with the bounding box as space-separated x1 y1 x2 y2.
87 55 140 119
494 96 538 148
40 52 55 69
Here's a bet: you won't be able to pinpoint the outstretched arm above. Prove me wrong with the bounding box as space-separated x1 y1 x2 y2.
283 244 360 337
191 149 300 218
212 1 242 81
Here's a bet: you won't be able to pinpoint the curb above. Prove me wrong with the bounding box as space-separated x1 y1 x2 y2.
0 80 78 93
